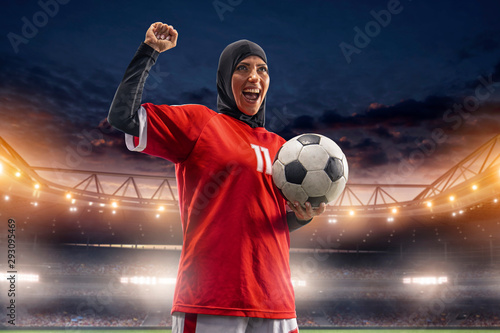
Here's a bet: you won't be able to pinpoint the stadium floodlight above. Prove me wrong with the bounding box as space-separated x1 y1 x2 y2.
426 201 432 208
291 279 306 287
34 183 40 190
472 184 478 191
449 195 455 202
20 274 39 282
0 273 39 282
391 208 398 214
349 210 355 216
65 193 72 200
4 195 9 201
121 276 176 285
494 198 498 203
158 278 176 285
158 206 165 211
403 276 448 285
15 171 21 177
111 201 118 208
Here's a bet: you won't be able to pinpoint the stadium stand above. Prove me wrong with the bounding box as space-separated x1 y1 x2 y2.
1 244 500 328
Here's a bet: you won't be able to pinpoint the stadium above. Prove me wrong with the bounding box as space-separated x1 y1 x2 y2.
1 132 499 332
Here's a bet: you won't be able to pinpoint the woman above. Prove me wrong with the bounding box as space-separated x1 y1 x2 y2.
108 22 326 333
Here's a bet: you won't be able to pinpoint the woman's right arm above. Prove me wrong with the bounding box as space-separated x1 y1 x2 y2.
107 22 178 137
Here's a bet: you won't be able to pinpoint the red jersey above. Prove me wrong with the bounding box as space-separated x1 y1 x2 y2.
125 103 295 319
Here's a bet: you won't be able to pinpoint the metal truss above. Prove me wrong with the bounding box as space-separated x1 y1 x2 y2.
414 134 500 201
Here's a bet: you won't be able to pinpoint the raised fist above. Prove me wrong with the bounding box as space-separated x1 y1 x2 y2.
144 22 178 53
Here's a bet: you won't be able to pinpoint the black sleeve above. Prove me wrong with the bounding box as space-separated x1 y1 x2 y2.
287 211 313 232
107 42 160 137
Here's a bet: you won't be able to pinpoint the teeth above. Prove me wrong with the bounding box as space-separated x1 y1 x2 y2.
243 88 260 93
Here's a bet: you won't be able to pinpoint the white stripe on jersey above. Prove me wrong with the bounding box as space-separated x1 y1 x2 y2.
125 106 148 152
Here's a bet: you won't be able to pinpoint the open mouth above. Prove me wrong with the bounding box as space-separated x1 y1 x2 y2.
242 88 261 103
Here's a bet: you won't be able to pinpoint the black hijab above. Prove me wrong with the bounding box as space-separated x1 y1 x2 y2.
216 40 267 128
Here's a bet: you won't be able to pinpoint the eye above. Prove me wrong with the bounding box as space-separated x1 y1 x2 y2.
236 65 247 71
258 66 268 73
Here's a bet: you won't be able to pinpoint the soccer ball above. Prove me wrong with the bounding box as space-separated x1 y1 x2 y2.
272 133 348 208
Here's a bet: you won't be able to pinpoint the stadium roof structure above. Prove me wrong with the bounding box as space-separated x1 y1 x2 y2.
1 135 499 252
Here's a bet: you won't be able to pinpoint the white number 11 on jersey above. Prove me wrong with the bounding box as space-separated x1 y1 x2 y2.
250 144 272 175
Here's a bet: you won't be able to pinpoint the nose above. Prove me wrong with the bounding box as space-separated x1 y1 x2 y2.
248 69 259 82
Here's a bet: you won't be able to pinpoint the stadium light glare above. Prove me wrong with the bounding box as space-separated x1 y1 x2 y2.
0 273 39 282
156 214 160 219
111 201 118 208
120 276 176 285
452 212 456 217
494 198 498 204
65 193 72 200
391 208 398 214
403 276 447 285
15 171 21 177
459 210 464 214
4 195 9 201
34 183 40 190
158 206 165 211
349 210 355 216
88 202 93 206
112 210 116 215
387 217 394 222
328 218 337 224
449 195 455 202
472 184 478 191
71 199 76 204
426 201 432 208
291 279 307 287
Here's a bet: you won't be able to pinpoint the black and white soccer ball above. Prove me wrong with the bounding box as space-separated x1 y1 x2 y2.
272 133 348 208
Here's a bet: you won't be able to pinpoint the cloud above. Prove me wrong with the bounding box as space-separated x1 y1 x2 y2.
316 95 457 131
362 96 456 127
291 115 317 131
272 91 499 183
457 31 500 61
0 52 176 175
336 137 389 177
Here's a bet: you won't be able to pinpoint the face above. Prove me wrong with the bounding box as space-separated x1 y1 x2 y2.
231 55 269 116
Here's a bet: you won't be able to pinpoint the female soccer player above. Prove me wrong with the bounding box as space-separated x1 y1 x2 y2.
108 22 326 333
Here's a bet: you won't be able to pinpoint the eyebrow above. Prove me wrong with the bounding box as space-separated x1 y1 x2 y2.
238 62 268 67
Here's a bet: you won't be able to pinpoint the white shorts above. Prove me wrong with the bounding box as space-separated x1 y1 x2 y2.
172 312 299 333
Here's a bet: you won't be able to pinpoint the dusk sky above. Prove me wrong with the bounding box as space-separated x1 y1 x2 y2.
1 0 500 185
